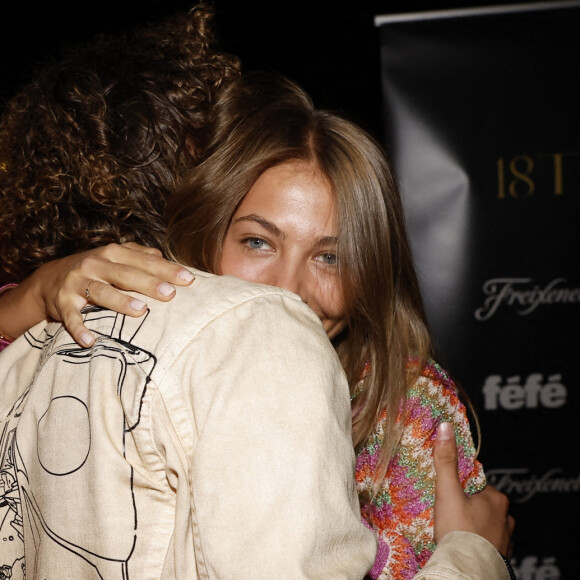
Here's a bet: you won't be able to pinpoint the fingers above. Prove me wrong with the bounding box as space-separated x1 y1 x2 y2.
86 263 180 304
88 244 195 296
475 485 514 556
84 279 148 313
60 309 97 348
121 241 163 256
54 279 148 348
61 279 152 347
63 244 194 306
34 243 195 348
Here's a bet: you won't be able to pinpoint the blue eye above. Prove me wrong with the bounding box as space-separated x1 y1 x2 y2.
317 253 338 265
242 237 272 251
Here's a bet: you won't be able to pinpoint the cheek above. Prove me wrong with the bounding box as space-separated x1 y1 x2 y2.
219 245 264 284
218 240 240 276
318 278 346 321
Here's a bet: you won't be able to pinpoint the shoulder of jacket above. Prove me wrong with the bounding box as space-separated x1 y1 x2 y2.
171 270 306 322
142 269 315 348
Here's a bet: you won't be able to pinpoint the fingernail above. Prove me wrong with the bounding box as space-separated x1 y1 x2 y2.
130 299 147 311
159 283 176 297
437 422 454 441
80 332 94 347
179 269 194 283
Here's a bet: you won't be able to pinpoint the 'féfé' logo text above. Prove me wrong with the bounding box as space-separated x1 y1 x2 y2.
511 556 561 580
482 373 566 410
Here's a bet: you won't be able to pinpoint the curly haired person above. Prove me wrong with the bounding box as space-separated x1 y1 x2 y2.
0 4 240 285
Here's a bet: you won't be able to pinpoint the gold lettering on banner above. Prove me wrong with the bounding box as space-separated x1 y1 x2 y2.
496 152 579 199
497 155 534 199
537 152 574 196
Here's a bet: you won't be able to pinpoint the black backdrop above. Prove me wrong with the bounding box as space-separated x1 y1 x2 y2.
1 1 527 142
2 1 575 577
376 3 580 577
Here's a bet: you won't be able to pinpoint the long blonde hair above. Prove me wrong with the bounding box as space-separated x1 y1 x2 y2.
166 73 433 481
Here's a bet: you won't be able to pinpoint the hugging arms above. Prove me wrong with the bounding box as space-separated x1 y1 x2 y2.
0 61 514 577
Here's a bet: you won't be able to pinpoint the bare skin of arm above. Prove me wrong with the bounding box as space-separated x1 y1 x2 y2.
0 243 193 347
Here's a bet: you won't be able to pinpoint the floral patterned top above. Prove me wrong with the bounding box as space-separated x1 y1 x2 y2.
356 359 486 579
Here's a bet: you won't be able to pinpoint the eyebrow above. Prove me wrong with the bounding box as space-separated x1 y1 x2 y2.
233 213 338 247
315 236 339 247
234 214 285 239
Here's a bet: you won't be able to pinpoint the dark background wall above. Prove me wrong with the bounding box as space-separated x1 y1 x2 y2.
1 1 525 144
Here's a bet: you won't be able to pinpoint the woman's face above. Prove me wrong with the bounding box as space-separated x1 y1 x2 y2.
219 160 346 339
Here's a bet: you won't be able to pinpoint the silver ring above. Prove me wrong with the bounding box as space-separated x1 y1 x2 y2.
85 279 94 301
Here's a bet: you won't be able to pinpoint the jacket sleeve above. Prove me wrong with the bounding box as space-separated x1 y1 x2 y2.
185 290 377 578
414 532 510 579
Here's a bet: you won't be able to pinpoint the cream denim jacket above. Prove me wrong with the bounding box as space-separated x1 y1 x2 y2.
0 269 508 579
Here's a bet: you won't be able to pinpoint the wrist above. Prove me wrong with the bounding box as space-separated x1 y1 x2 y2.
0 283 19 343
0 272 49 342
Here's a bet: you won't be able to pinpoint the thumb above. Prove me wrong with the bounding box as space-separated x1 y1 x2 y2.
434 422 462 498
434 422 466 542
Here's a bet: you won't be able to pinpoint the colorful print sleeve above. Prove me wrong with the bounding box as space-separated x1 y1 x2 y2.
356 360 486 579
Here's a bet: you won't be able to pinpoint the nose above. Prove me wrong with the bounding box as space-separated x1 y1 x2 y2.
269 261 309 305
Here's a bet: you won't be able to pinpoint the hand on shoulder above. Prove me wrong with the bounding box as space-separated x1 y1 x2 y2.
2 242 194 348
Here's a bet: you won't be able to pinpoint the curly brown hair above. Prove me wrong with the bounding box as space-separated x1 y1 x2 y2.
0 3 240 282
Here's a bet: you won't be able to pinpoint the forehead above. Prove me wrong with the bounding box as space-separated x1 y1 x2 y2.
242 160 334 209
232 161 338 238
